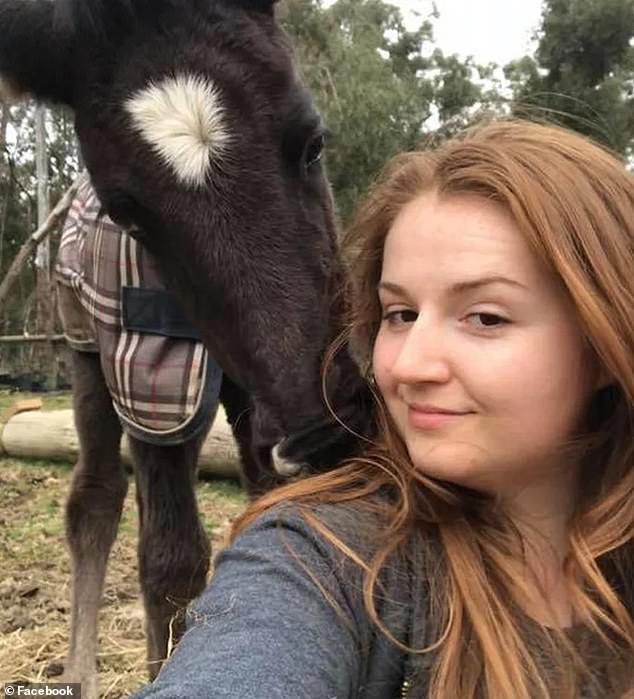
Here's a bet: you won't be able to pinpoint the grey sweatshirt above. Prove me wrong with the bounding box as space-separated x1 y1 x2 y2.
130 505 408 699
130 504 631 698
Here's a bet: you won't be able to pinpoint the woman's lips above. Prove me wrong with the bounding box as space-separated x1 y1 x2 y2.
407 404 471 430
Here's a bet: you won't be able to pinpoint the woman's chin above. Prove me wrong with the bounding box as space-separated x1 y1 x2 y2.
407 442 493 490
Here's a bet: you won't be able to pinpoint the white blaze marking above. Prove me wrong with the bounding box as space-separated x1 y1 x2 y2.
125 74 230 187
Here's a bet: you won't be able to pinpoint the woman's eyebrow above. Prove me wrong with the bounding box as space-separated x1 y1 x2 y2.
377 276 528 296
449 276 529 295
377 281 406 295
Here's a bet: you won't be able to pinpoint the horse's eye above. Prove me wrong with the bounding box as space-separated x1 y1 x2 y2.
102 191 150 241
303 133 325 170
104 192 138 228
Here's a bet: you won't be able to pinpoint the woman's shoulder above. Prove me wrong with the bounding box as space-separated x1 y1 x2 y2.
234 496 394 564
231 495 432 618
233 494 438 575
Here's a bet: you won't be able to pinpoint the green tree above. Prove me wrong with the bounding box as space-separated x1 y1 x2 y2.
282 0 488 222
507 0 634 157
0 102 79 342
0 102 79 385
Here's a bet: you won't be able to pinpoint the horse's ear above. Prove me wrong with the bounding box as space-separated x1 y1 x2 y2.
239 0 279 16
0 0 75 106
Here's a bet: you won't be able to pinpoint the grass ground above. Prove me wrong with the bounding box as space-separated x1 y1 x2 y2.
0 456 246 696
0 389 73 416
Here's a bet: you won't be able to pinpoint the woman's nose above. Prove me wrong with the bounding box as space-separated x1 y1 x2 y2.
390 318 451 385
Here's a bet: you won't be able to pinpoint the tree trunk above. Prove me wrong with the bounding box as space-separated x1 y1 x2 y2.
0 101 8 153
0 101 10 272
34 105 56 388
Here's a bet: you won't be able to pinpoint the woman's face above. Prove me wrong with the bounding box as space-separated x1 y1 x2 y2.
373 191 601 497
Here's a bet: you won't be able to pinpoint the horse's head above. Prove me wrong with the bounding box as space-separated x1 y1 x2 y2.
0 0 372 470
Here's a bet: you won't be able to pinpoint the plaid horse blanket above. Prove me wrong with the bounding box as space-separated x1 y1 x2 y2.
55 174 222 445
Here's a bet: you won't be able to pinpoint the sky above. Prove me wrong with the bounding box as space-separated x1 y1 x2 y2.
396 0 544 66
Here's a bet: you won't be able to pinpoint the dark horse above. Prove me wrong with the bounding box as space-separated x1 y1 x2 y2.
0 1 371 696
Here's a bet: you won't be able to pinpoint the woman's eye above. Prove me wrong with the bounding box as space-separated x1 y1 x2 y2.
466 312 510 329
382 309 418 326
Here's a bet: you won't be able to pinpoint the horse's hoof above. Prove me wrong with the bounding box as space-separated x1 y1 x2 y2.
61 669 98 699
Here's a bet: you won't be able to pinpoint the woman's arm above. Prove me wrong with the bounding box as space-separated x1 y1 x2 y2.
131 509 363 699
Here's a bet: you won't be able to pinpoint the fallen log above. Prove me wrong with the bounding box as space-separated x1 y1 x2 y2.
0 407 241 480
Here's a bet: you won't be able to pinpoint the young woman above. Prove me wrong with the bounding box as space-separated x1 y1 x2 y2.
133 120 634 698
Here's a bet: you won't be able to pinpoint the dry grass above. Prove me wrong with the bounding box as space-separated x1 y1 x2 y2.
0 458 246 696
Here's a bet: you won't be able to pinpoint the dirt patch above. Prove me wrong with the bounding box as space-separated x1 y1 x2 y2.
0 459 246 696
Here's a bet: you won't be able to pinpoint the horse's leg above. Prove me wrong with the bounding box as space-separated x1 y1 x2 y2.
129 433 210 679
63 350 126 699
219 375 281 498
